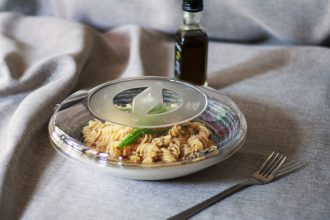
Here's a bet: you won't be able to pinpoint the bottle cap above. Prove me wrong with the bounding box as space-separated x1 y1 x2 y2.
182 0 203 12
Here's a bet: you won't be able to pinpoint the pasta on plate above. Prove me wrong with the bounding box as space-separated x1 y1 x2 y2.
82 119 217 164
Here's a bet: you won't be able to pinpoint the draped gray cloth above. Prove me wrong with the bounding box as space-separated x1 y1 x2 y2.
0 1 329 220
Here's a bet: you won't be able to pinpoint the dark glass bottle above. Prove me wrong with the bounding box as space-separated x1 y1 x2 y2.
174 0 208 86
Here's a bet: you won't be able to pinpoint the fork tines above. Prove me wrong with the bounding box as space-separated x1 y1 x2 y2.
258 151 286 177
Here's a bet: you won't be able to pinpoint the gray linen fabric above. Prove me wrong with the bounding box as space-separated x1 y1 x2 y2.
0 1 329 220
1 0 330 45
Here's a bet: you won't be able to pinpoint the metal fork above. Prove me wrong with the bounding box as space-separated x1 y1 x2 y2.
167 151 287 220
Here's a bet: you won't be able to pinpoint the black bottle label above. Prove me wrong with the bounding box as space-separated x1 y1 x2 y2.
174 43 182 77
174 29 208 85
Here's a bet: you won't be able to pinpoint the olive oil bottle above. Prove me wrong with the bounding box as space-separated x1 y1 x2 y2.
174 0 208 86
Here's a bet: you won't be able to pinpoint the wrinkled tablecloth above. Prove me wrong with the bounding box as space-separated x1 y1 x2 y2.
0 1 329 219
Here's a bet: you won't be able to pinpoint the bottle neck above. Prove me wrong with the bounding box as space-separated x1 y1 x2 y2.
182 11 202 30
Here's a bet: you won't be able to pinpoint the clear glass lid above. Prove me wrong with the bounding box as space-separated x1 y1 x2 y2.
49 77 247 169
87 78 207 128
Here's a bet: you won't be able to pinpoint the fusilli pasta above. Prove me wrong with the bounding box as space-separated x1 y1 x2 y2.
82 119 217 163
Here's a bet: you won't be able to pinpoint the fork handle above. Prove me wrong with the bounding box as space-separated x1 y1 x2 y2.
167 180 252 220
